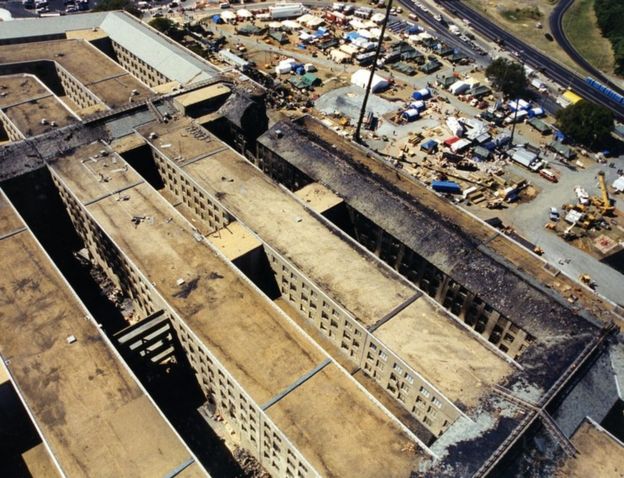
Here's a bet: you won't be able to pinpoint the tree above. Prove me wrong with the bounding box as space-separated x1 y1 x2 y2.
92 0 140 17
485 58 527 98
556 100 614 149
148 17 184 41
149 17 177 34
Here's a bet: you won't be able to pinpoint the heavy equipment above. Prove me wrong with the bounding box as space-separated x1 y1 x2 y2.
594 171 615 216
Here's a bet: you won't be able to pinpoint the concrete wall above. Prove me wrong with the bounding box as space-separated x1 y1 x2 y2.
49 165 319 478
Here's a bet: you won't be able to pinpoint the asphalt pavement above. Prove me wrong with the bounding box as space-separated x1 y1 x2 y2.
424 0 624 120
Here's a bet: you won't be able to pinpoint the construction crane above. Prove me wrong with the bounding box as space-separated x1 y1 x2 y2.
561 221 578 240
595 171 615 216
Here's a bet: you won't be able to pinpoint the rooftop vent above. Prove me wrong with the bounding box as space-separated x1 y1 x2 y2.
149 132 158 140
40 118 48 125
275 129 283 138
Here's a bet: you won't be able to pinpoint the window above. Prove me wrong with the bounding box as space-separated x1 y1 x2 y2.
420 386 431 398
432 397 442 408
379 351 388 361
406 374 414 384
393 363 403 374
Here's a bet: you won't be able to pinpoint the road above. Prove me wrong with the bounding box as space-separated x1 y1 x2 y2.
409 0 624 120
549 0 621 94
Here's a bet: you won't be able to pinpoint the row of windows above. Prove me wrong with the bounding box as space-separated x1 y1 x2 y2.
153 151 231 231
172 320 314 478
56 65 100 109
52 173 157 318
53 170 317 478
264 246 456 436
112 41 168 88
362 338 454 436
0 111 22 141
269 250 366 360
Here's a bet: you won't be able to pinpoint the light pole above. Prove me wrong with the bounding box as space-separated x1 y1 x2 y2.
354 0 394 144
509 52 525 148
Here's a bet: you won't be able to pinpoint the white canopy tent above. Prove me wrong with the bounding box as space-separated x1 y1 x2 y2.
351 69 389 92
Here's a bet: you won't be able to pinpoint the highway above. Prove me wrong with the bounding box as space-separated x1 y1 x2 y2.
549 0 622 94
399 0 624 120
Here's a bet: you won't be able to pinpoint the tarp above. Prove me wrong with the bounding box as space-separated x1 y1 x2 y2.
221 10 236 21
421 139 438 152
444 136 460 146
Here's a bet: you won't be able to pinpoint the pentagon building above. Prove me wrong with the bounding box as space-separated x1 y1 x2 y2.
0 11 622 478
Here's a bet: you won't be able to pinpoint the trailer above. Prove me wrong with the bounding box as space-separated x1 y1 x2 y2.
218 49 251 72
431 180 462 194
269 2 306 19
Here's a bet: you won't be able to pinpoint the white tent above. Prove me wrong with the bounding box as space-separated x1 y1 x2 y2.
351 69 389 92
368 27 383 40
371 12 385 24
236 8 253 19
281 19 302 30
356 29 373 39
268 21 283 30
329 49 351 63
612 176 624 193
349 19 368 29
449 81 470 95
446 117 464 137
220 10 236 22
298 13 324 28
339 43 359 56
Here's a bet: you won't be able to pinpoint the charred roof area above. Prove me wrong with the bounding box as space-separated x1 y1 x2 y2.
258 117 606 389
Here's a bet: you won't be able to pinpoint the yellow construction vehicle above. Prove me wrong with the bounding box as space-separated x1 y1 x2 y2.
596 171 615 216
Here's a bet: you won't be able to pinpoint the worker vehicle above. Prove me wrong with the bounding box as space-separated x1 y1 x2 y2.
540 169 558 183
549 207 560 221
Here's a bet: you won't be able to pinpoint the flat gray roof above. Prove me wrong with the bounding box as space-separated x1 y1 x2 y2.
0 11 218 86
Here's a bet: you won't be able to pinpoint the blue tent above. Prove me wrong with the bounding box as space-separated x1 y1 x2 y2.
554 130 566 142
345 31 361 42
212 14 223 24
406 25 421 34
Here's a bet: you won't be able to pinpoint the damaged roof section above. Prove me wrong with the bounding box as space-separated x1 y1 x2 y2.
257 116 606 393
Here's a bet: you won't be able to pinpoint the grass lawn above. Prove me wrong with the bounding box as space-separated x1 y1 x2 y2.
464 0 584 73
562 0 615 75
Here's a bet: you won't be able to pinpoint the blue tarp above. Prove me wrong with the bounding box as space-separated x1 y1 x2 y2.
420 139 438 152
406 26 421 34
212 15 223 24
345 31 361 41
554 130 566 142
